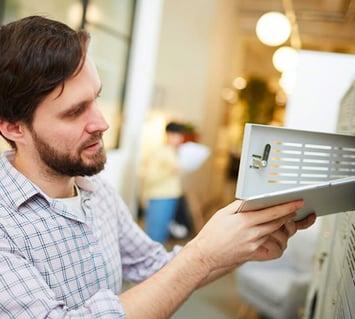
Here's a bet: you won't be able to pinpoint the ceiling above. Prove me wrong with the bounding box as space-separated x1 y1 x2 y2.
235 0 355 84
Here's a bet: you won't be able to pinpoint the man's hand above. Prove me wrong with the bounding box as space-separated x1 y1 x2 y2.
188 199 316 273
250 212 316 261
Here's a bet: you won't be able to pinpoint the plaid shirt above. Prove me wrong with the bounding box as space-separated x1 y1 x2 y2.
0 150 178 318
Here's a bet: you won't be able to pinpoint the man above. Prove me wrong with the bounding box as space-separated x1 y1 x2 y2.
0 16 315 318
142 121 186 243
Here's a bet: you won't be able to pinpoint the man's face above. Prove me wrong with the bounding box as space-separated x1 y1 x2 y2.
167 132 185 148
26 55 109 177
31 127 106 177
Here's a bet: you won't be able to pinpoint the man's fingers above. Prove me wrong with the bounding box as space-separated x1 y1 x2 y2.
295 212 316 230
270 229 289 250
282 219 297 237
251 235 285 261
244 212 296 244
219 199 244 215
239 200 305 226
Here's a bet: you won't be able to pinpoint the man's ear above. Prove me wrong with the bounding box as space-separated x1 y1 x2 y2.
0 120 25 143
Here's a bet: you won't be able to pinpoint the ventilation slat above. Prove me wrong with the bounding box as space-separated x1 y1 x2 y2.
236 124 355 198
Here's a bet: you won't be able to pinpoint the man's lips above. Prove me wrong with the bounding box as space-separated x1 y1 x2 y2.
82 139 102 152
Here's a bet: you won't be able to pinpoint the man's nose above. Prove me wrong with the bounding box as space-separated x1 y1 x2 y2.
86 105 110 133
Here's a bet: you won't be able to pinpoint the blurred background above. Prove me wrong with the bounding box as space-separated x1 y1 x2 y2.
1 0 354 212
1 1 355 318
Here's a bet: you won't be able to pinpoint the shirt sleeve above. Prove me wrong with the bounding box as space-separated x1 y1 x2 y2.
114 194 181 283
0 228 126 319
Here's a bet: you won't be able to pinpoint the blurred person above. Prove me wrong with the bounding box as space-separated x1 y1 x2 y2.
0 16 316 318
142 121 186 243
169 195 192 239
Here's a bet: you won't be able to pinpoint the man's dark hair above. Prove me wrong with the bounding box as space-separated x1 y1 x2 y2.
165 121 186 134
0 15 90 148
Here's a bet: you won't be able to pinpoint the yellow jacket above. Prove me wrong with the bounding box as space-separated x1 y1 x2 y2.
142 144 183 202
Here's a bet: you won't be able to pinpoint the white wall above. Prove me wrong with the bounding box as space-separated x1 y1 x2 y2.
152 0 242 206
152 0 216 124
285 50 355 133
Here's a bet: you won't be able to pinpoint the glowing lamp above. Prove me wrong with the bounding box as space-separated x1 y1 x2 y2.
256 12 291 46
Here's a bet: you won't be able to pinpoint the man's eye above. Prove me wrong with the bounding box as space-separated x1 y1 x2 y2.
68 106 84 117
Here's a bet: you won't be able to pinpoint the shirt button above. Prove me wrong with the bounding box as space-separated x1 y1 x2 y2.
83 199 91 208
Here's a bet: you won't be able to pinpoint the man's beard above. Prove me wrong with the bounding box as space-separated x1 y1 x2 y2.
31 131 106 177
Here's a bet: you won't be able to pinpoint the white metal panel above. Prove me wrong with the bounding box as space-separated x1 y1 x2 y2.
236 124 355 199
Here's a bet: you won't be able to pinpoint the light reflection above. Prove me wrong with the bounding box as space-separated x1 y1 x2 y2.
273 46 299 72
256 12 291 46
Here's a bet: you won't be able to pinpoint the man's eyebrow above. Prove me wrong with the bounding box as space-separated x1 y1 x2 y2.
59 85 103 116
